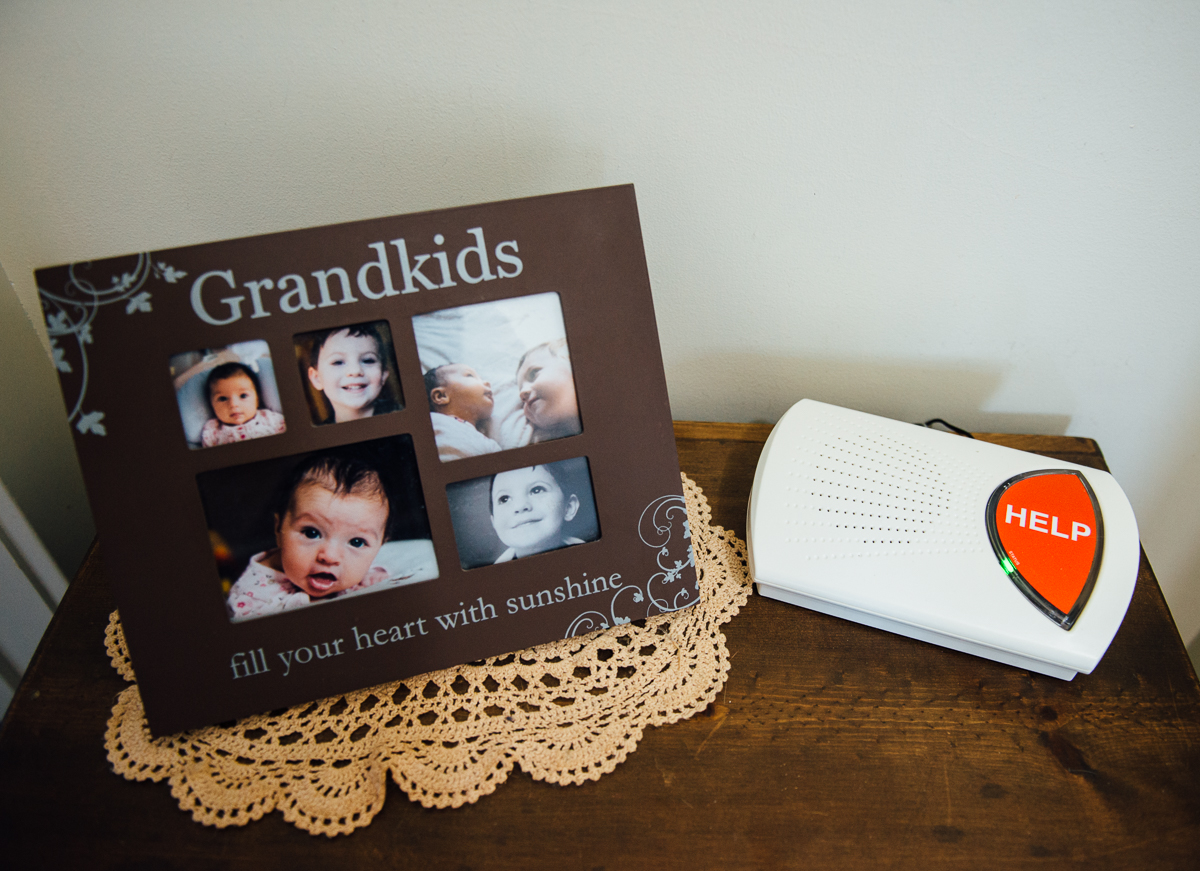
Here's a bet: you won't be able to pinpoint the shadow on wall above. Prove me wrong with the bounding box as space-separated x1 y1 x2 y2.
666 352 1073 436
0 263 95 579
1138 382 1200 670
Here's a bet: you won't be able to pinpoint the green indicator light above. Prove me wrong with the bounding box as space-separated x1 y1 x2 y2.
1000 557 1015 575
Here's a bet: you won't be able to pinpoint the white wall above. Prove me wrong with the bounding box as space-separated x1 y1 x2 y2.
2 2 1198 658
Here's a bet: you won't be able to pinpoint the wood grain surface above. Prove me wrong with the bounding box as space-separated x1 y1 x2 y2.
1 421 1197 869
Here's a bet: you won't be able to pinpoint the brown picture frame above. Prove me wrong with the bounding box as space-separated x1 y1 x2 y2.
36 185 697 735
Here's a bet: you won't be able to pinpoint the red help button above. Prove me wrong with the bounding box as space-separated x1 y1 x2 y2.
986 470 1104 630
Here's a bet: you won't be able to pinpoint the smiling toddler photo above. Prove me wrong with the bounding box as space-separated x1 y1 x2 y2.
295 320 403 425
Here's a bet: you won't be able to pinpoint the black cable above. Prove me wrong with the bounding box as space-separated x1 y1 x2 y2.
918 418 975 438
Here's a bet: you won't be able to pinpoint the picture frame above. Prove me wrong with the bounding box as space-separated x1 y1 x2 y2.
37 185 697 735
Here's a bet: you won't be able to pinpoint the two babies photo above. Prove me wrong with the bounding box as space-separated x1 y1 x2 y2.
414 292 583 462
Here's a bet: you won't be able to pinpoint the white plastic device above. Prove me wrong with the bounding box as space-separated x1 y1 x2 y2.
746 400 1140 679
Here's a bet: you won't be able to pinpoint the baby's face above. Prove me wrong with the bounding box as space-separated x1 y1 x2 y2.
309 330 387 421
275 481 388 598
210 373 259 426
517 348 578 431
490 466 579 557
437 364 493 421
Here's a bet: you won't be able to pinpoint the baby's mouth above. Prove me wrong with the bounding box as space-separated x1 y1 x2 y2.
307 571 339 593
512 516 543 528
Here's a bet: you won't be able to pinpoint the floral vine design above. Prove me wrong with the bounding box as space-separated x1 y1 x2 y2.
38 255 186 435
564 493 696 637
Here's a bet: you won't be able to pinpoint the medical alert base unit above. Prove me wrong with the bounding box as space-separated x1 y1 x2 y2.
747 400 1139 679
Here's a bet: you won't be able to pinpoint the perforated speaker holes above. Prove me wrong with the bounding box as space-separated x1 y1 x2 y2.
781 423 986 555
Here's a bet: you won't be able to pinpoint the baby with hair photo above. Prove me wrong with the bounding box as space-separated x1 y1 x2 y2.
226 450 393 622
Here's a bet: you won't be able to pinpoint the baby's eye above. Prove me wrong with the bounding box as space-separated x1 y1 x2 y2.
349 537 369 548
363 355 378 365
239 392 251 399
496 494 510 505
301 527 321 540
530 485 547 495
524 367 541 382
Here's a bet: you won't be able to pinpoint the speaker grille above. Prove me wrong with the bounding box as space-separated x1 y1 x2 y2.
776 415 990 559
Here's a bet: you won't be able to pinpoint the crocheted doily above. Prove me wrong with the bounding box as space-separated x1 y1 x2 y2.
104 473 751 837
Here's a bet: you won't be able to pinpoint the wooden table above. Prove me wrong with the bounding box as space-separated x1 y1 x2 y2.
2 422 1199 869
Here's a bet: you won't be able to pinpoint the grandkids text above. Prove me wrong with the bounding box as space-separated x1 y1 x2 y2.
190 227 523 326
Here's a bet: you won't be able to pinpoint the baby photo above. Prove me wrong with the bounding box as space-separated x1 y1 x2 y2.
446 457 599 569
412 293 582 462
196 435 438 623
294 320 403 425
169 341 287 449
